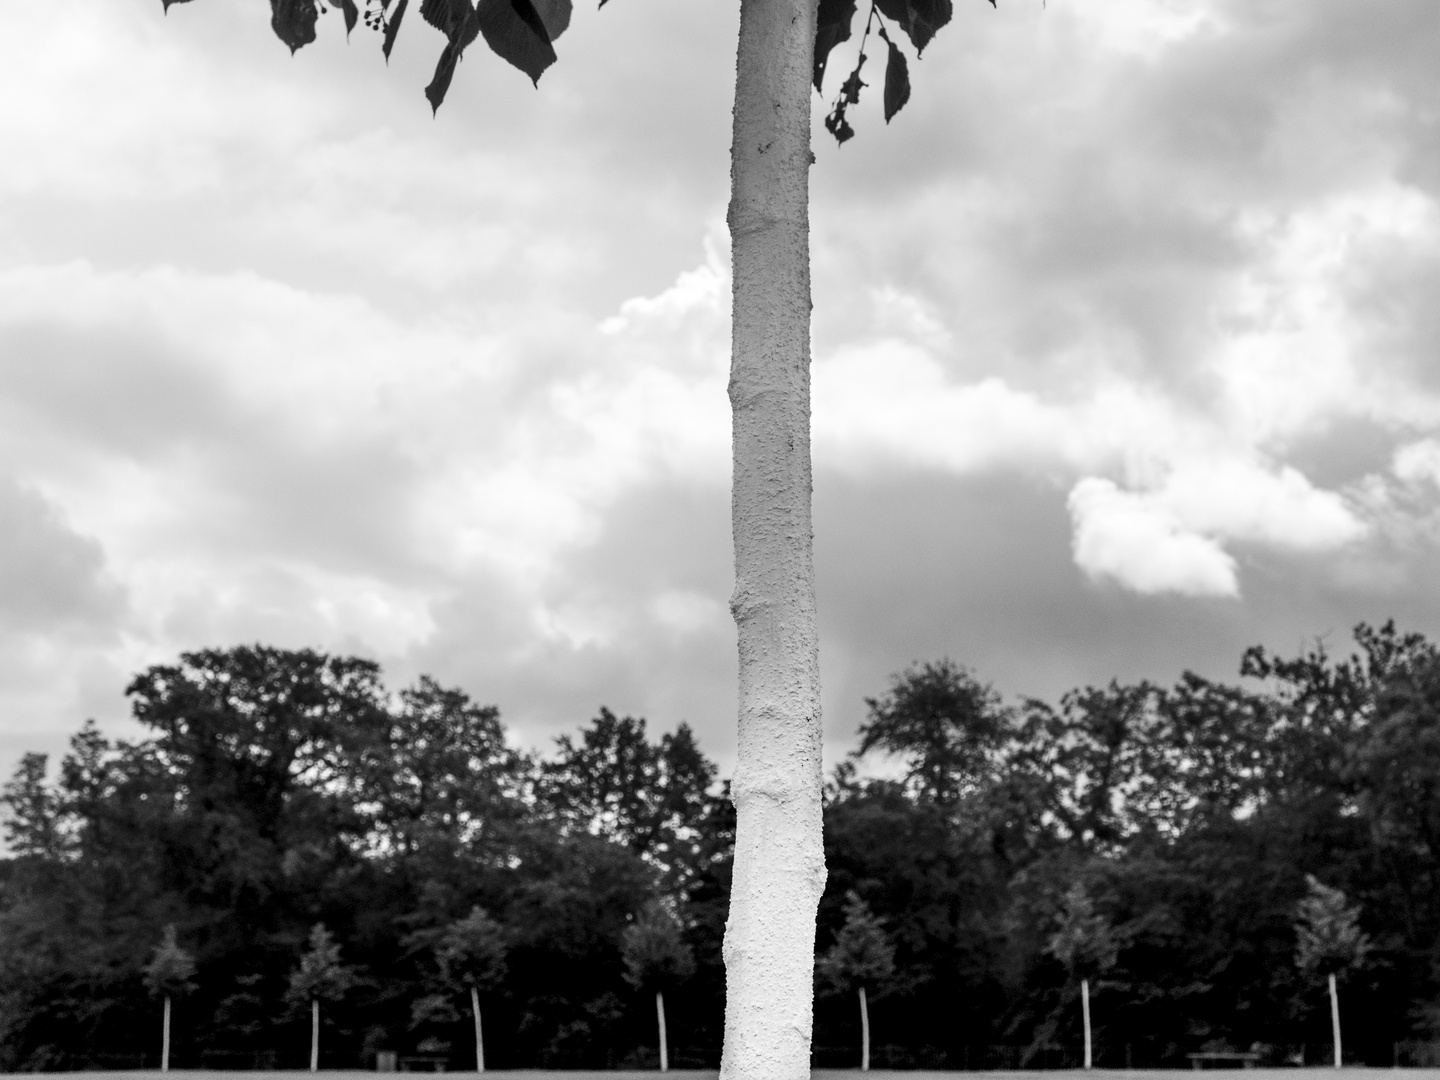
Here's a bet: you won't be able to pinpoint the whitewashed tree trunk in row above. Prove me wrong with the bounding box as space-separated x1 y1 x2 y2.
1329 972 1342 1068
859 985 871 1072
657 990 670 1072
719 0 827 1075
1081 977 1092 1070
471 985 485 1072
161 994 172 1072
310 998 320 1073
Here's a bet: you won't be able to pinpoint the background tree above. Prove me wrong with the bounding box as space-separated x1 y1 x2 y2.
1295 875 1370 1068
360 676 529 870
435 907 509 1072
1046 884 1119 1070
539 712 720 895
858 661 1010 807
142 924 196 1072
816 891 895 1072
286 924 357 1073
621 902 696 1072
1 754 71 861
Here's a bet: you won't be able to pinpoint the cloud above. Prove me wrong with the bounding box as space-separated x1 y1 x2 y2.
1068 477 1239 597
1393 438 1440 489
7 0 1440 786
0 230 736 764
1150 459 1366 550
0 477 125 634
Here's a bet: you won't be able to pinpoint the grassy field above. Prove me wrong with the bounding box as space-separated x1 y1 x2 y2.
25 1070 1440 1079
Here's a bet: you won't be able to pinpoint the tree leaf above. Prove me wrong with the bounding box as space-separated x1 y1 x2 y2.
882 35 909 122
529 0 572 40
269 0 320 53
476 0 557 85
382 0 409 60
421 0 473 33
424 37 466 111
823 54 865 145
421 0 480 111
336 0 359 35
814 0 857 92
874 0 950 55
339 0 360 35
160 0 196 10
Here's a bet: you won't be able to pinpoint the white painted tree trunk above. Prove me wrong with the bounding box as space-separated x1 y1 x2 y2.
161 994 172 1072
310 998 320 1073
859 985 871 1072
657 990 670 1072
1329 972 1342 1068
471 985 485 1072
719 0 825 1076
1081 977 1092 1070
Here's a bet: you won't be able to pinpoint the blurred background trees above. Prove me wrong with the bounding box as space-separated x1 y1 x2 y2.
3 624 1440 1068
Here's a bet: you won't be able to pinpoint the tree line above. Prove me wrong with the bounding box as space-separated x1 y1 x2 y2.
2 623 1439 1069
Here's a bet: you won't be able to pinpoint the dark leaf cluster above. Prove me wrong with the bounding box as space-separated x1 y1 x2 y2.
161 0 995 135
819 0 993 144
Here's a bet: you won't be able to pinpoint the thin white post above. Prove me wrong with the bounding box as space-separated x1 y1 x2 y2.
310 998 320 1072
1082 977 1092 1070
471 985 485 1073
859 985 870 1072
657 990 669 1072
1329 972 1342 1068
161 994 172 1072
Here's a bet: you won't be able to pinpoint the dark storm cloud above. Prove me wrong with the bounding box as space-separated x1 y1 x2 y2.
812 0 1440 398
815 468 1440 756
0 316 422 577
410 480 737 759
0 322 238 457
0 477 124 634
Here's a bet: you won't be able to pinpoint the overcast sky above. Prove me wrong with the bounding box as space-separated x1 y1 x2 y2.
2 0 1439 782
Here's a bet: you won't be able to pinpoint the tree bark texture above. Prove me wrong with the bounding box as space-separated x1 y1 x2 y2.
1329 972 1342 1068
162 994 172 1073
471 985 485 1072
859 985 871 1072
657 990 670 1072
720 0 825 1073
310 998 320 1073
1081 977 1092 1070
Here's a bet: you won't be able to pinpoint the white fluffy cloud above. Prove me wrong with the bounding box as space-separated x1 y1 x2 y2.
1394 439 1440 489
1064 461 1366 597
1068 478 1239 597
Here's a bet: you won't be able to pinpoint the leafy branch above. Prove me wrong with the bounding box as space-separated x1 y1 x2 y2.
165 0 994 130
818 0 995 145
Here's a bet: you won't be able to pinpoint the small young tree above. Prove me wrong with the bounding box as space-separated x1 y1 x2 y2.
622 902 697 1072
143 924 196 1073
436 907 509 1072
1295 875 1371 1069
1046 884 1119 1071
816 892 896 1072
286 924 357 1073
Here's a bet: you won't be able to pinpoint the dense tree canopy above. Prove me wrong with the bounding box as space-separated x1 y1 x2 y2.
5 624 1440 1068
